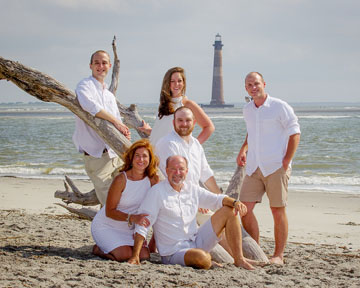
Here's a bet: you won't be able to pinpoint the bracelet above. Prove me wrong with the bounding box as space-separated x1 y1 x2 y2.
127 214 132 227
232 200 238 207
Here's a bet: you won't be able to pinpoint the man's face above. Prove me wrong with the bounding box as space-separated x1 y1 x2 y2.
166 156 188 187
245 73 266 100
90 52 111 82
174 109 195 137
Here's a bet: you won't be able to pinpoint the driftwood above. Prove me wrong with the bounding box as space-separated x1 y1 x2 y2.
54 176 99 206
225 166 269 263
0 40 268 262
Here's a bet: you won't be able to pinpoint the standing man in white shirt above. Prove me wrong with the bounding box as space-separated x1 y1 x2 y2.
155 106 221 195
237 72 301 265
73 50 131 205
128 155 258 270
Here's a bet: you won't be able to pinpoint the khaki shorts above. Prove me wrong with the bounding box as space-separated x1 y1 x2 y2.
84 152 123 205
240 167 291 207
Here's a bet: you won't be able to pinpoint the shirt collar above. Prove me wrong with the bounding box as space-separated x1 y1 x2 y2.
251 94 271 109
90 76 108 90
172 130 194 145
165 179 189 194
262 94 271 107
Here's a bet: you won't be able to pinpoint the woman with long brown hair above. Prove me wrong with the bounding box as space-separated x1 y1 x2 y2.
91 139 159 261
140 67 215 146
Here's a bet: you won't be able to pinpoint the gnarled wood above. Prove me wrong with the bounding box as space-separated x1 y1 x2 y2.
0 56 131 158
55 204 97 221
225 165 246 200
225 165 269 263
54 176 99 206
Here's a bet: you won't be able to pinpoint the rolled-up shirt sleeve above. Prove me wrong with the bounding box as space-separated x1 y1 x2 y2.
197 186 226 211
281 103 301 137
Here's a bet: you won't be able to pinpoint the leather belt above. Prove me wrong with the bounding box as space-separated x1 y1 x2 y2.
84 148 108 156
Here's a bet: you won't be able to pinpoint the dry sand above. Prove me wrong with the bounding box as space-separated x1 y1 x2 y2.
0 176 359 287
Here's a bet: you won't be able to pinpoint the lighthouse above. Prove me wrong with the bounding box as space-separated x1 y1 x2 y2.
202 34 234 108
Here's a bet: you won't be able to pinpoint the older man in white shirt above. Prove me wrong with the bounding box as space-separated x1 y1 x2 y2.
73 50 130 205
237 72 301 265
128 155 257 270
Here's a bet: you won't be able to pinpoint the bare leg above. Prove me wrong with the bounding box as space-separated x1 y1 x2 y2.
241 202 259 243
218 233 233 257
211 206 255 270
270 207 288 265
148 233 157 253
94 245 149 262
92 245 116 260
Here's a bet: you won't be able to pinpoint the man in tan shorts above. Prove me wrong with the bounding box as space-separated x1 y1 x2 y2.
237 72 301 265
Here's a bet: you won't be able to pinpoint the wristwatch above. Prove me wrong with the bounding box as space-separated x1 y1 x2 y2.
232 200 238 207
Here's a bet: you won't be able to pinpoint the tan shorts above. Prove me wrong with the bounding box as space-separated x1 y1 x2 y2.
84 152 123 205
240 167 291 207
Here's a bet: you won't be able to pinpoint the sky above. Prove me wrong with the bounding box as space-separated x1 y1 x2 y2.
1 0 359 104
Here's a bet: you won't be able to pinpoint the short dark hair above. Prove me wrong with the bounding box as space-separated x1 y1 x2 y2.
90 50 111 64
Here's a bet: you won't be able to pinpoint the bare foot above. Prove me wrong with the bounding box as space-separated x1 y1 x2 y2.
245 258 270 267
269 256 284 265
245 258 269 267
211 261 223 268
92 245 116 261
234 259 255 270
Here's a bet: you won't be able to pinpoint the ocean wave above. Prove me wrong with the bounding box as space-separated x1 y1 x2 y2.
298 115 354 119
213 171 360 195
0 166 86 177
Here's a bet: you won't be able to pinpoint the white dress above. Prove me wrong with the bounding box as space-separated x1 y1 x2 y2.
91 172 151 253
149 96 184 146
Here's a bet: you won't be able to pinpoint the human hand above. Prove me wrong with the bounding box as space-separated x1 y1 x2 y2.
128 256 140 265
198 208 210 214
236 151 246 167
114 120 131 140
138 120 152 135
233 201 247 217
131 214 150 227
282 158 290 171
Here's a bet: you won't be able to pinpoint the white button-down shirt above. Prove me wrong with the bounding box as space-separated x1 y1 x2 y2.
135 180 226 256
155 131 214 185
72 76 122 158
244 95 301 177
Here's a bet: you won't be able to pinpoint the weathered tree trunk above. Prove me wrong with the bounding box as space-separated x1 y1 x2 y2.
0 44 268 263
225 165 269 263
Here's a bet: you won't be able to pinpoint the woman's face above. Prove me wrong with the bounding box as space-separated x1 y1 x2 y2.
169 72 184 98
132 147 150 171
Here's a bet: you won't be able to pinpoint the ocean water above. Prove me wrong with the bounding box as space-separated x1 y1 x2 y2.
0 102 359 195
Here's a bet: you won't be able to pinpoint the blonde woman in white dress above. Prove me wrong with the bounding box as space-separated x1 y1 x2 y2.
91 139 159 262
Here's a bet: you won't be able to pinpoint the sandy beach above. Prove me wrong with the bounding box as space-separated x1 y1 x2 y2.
1 176 359 287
